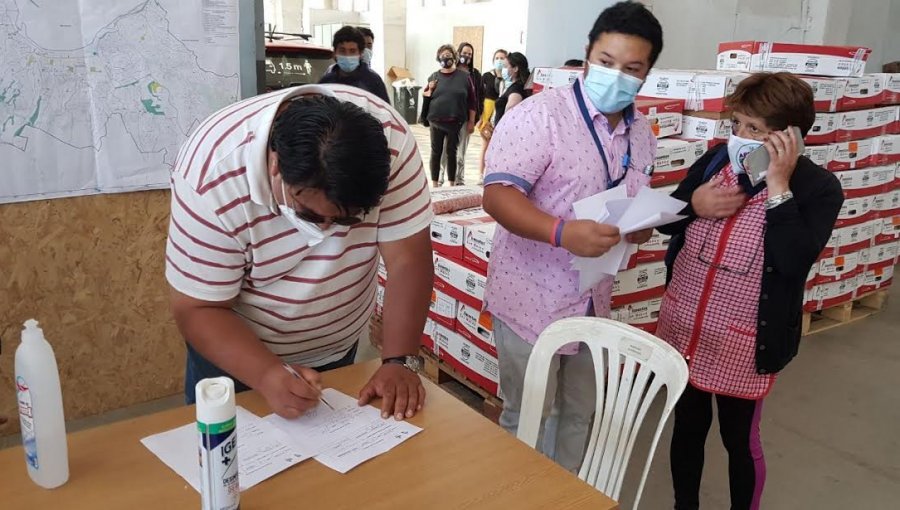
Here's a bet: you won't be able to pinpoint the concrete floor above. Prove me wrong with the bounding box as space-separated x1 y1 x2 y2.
2 129 897 507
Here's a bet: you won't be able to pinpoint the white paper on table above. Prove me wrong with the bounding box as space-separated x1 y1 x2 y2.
140 406 310 492
266 388 423 474
571 186 687 290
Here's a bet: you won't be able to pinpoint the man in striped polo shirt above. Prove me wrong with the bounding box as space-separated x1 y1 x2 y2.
166 84 434 420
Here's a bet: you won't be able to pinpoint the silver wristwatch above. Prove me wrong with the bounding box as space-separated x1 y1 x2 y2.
382 355 424 374
765 190 794 210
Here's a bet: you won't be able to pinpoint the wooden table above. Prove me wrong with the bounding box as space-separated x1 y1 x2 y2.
0 360 618 509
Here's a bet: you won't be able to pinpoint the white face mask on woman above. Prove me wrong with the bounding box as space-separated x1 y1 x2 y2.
276 180 335 247
726 133 764 175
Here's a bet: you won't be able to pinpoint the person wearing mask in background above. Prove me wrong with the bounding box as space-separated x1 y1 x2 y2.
481 1 663 471
358 26 376 70
477 49 508 184
439 42 483 186
656 73 843 510
319 26 390 103
420 44 477 188
493 52 531 125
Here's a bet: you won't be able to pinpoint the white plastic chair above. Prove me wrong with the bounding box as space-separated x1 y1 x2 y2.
517 317 688 509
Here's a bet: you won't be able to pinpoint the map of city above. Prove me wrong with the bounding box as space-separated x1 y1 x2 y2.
0 0 240 202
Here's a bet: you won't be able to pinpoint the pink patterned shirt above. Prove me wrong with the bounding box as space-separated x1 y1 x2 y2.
483 76 655 353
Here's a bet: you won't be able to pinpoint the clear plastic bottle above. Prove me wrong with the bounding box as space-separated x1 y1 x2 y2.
14 319 69 488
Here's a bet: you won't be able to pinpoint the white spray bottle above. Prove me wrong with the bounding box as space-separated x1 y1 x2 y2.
14 319 69 489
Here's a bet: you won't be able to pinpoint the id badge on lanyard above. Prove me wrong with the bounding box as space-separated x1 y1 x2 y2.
573 80 631 190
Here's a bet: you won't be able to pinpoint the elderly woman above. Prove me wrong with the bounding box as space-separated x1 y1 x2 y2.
656 72 844 510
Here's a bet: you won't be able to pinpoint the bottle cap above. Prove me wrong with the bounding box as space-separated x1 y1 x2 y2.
22 319 45 343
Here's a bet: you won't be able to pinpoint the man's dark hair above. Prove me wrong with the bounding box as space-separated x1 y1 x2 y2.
332 25 365 53
271 96 390 212
588 1 663 66
357 26 374 41
564 59 584 67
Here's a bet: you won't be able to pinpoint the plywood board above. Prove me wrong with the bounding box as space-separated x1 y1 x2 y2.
0 190 182 437
453 26 485 73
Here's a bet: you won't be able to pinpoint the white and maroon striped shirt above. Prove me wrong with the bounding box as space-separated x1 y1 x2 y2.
165 84 432 367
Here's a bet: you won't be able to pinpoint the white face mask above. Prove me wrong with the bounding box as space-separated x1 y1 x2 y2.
277 181 334 247
362 48 373 66
726 133 764 175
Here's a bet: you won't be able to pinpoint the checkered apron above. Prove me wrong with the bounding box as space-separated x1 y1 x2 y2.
657 165 776 399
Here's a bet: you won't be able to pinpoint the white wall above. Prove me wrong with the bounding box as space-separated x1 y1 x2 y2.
524 0 617 69
405 0 528 87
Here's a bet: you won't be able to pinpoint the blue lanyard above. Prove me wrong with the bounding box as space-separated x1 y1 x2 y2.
573 80 631 190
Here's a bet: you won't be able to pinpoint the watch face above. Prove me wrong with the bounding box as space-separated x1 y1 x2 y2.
406 356 424 372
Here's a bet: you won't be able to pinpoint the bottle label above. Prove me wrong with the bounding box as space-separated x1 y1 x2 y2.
198 417 239 510
16 376 38 469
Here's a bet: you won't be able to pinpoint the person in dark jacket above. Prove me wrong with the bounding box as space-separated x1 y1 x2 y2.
494 52 531 124
318 26 389 103
438 42 483 185
656 72 844 510
420 44 476 187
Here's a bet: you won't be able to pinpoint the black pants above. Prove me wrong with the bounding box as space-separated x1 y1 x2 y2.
671 384 766 510
430 122 461 183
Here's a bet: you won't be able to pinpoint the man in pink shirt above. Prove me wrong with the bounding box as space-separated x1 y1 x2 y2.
482 1 663 471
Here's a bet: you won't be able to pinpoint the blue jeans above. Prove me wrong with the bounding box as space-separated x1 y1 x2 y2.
183 342 359 404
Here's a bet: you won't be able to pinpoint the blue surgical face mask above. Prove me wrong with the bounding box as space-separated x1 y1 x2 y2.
337 55 360 73
727 133 764 175
361 48 373 66
494 59 505 72
501 66 513 84
583 64 644 114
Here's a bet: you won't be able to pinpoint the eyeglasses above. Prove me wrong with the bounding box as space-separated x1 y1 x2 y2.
293 204 364 226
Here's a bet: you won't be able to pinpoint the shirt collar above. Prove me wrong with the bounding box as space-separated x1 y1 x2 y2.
575 75 636 132
247 84 339 211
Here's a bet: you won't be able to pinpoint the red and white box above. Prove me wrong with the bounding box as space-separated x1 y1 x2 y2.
835 195 876 227
804 278 858 312
462 222 495 275
636 230 673 264
806 264 818 289
377 258 388 285
873 216 900 244
824 220 877 256
611 261 668 308
428 289 459 330
653 138 707 187
856 266 894 296
635 98 684 138
826 139 875 171
815 251 862 284
433 253 487 310
799 76 846 112
838 76 885 111
873 189 900 218
874 73 900 105
836 107 898 142
805 113 839 145
455 303 495 356
435 324 500 396
716 41 870 77
834 166 893 198
421 318 437 355
803 144 836 167
637 70 696 104
682 112 731 141
874 134 900 165
375 282 386 315
688 72 748 112
430 208 494 259
864 241 899 271
610 297 662 334
530 67 582 94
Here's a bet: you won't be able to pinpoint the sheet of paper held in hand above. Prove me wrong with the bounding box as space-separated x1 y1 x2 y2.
141 389 423 490
571 186 687 292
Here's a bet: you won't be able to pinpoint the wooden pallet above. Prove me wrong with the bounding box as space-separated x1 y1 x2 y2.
422 349 503 424
802 289 889 336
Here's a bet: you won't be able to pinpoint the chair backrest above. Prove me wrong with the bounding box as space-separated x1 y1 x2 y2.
517 317 689 509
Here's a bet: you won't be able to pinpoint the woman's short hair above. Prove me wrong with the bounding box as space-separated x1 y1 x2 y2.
436 44 457 61
726 72 816 136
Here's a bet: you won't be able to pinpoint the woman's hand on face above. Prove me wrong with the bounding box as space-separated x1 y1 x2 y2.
764 127 800 194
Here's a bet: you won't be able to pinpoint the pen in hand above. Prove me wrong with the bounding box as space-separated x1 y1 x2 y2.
282 362 335 411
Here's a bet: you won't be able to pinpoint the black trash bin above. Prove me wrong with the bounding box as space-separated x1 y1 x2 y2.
393 85 421 124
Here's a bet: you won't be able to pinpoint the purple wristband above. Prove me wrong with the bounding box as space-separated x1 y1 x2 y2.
554 219 566 248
